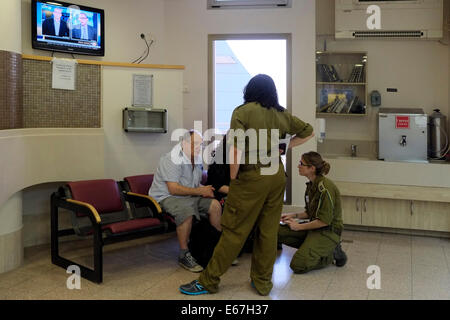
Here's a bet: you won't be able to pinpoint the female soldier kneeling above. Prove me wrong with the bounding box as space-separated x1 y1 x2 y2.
278 151 347 274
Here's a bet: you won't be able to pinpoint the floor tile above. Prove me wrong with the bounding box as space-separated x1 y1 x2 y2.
412 287 450 300
412 236 445 248
279 272 332 300
0 269 33 290
328 271 371 292
412 264 450 297
323 284 369 300
368 289 412 300
2 231 450 300
412 246 447 267
39 280 105 300
376 250 412 268
230 283 280 300
376 271 411 294
440 238 450 249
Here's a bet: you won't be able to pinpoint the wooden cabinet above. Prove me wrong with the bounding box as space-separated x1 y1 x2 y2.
411 201 450 232
362 198 411 229
336 181 450 233
342 196 450 233
342 196 411 229
342 196 362 225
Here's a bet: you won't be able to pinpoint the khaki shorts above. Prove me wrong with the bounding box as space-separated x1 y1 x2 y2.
160 196 213 226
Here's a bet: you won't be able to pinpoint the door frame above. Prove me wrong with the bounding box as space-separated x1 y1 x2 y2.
208 33 293 204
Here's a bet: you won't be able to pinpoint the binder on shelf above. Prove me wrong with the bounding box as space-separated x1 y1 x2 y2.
347 96 359 113
323 65 331 82
317 64 342 82
348 65 365 83
334 99 347 113
317 64 326 82
330 65 341 82
318 103 331 113
326 65 336 82
327 99 338 113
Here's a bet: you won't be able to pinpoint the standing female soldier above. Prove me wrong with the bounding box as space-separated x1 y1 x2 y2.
180 74 314 296
278 151 347 274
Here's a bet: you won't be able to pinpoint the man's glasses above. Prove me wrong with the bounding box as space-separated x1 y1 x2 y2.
191 141 206 148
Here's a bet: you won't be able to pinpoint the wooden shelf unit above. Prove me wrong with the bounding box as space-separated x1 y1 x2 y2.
316 51 368 116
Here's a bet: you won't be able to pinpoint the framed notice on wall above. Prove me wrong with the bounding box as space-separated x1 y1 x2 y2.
132 74 153 107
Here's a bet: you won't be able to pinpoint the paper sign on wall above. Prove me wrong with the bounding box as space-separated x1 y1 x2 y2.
396 116 410 129
133 74 153 107
52 58 77 90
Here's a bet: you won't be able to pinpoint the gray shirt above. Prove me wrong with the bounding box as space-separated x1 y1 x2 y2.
149 143 203 203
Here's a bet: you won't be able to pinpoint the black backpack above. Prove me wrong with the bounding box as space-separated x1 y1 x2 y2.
188 218 222 268
188 218 256 268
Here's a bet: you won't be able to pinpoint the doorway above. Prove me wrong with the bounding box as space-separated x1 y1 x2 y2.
208 34 292 203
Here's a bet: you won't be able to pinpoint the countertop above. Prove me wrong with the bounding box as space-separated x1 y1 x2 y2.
323 154 450 189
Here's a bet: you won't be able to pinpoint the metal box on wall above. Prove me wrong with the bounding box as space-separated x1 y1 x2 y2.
378 108 428 163
123 107 168 133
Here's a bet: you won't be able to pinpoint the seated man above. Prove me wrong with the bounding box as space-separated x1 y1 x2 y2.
149 130 222 272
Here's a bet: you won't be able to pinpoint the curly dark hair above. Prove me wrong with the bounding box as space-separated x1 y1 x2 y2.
243 74 284 112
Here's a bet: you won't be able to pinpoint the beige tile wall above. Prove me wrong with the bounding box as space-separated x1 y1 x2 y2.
0 50 23 129
22 60 101 128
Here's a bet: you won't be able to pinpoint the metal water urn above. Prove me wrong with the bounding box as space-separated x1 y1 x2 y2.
428 109 448 159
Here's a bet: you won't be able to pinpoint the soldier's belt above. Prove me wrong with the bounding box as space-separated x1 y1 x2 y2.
322 225 342 236
331 226 342 236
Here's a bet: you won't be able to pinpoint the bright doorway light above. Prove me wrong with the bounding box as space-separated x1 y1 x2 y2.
213 39 287 134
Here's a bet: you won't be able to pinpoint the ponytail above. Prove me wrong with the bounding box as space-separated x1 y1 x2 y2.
302 151 331 176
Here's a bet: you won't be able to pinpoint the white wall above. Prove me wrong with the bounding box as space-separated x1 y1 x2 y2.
317 0 449 142
13 0 182 248
1 0 22 53
21 0 167 63
163 0 317 205
102 67 184 180
448 0 450 142
325 40 448 141
0 192 22 236
6 67 183 249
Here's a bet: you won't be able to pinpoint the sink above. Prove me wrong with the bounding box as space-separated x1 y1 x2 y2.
324 154 375 161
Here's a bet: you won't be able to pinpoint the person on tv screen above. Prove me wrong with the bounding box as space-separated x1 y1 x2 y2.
42 7 69 37
72 12 97 41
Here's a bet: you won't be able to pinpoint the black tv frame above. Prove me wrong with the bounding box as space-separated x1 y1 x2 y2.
31 0 105 56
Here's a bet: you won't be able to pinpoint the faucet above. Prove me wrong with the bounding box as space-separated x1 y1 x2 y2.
351 144 357 157
400 135 407 147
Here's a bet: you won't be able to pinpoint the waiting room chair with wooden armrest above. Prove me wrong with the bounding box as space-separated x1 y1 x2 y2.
51 179 167 283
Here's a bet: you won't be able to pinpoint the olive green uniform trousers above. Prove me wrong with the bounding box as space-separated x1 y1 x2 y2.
277 225 340 273
198 165 286 296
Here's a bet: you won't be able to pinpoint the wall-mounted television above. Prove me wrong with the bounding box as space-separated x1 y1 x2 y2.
32 0 105 56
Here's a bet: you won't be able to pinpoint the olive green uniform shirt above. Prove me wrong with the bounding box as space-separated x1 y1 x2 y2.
305 175 344 234
228 102 313 164
199 102 313 295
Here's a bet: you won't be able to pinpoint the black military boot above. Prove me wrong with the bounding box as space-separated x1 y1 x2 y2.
333 242 347 267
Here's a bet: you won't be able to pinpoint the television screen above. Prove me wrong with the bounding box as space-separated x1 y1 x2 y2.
32 0 104 56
